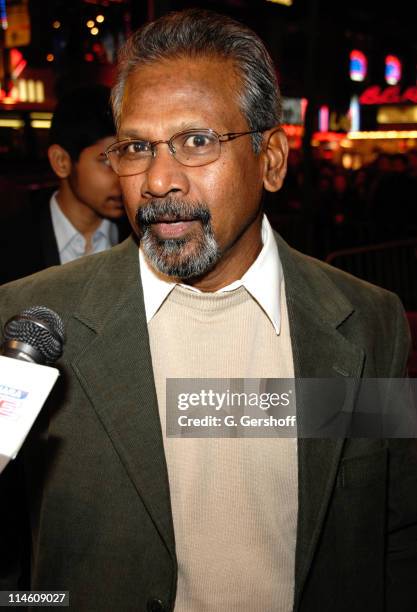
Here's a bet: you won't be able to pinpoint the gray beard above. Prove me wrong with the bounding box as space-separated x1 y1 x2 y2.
136 199 221 279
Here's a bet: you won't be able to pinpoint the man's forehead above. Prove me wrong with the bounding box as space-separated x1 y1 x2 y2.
127 56 238 94
119 56 245 134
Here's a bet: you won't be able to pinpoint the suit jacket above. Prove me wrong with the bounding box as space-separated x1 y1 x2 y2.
0 233 416 612
0 188 131 285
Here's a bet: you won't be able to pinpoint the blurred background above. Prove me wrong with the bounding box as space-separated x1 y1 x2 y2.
1 0 417 362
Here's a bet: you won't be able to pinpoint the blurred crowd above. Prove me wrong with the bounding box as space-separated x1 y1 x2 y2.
266 148 417 259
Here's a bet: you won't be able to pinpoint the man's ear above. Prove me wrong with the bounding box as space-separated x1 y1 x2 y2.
261 127 289 193
47 144 73 179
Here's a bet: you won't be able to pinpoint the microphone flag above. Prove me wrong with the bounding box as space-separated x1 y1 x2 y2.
0 356 59 472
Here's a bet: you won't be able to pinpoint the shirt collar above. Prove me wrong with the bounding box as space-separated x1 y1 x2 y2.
50 191 117 254
139 214 282 334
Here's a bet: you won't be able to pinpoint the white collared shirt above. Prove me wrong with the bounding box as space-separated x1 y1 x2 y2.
50 192 119 265
139 214 283 334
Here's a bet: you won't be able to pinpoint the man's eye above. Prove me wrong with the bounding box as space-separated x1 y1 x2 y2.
182 133 212 148
120 141 150 156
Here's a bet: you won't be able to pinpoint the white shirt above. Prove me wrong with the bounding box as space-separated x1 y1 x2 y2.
139 214 283 334
50 192 119 265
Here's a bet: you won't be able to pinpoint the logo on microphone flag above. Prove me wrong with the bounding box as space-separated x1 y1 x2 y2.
0 384 29 419
0 355 59 464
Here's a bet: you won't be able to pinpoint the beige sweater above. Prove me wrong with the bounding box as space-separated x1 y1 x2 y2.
148 282 298 612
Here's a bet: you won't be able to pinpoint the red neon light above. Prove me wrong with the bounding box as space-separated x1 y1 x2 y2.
402 87 417 103
10 49 23 68
282 124 303 137
282 126 347 140
312 132 345 142
359 85 417 105
10 48 27 78
351 50 365 61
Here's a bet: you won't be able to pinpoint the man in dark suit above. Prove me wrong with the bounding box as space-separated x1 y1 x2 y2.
0 85 129 285
0 10 416 612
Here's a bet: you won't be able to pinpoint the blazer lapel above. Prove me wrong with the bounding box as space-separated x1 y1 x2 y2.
275 234 365 609
68 237 175 560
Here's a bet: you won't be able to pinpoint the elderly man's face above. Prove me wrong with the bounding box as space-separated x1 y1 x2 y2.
118 56 286 290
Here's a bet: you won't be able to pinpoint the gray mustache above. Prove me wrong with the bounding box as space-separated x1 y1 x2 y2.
136 199 211 228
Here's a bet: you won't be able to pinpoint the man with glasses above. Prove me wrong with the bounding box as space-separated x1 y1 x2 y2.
0 9 416 612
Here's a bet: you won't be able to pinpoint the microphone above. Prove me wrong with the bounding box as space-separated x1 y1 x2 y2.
0 306 65 473
1 305 65 364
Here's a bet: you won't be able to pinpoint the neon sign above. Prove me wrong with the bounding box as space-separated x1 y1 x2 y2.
350 50 367 82
359 85 417 105
318 105 329 132
349 96 360 132
385 55 401 85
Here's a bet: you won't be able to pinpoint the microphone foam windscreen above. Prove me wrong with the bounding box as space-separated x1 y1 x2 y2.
3 306 65 364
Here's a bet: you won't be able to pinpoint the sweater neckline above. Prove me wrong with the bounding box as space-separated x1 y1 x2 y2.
167 284 251 311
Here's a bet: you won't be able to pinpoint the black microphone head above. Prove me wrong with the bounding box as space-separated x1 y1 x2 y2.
3 306 65 365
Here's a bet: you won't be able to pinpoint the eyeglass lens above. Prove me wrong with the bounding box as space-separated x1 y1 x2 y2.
107 130 222 176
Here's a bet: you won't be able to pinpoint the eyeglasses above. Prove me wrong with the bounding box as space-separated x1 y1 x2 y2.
104 128 262 177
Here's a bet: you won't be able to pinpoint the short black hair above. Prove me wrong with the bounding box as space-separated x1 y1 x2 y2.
49 84 115 160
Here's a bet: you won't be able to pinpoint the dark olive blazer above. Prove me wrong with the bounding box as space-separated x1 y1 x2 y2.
0 233 416 612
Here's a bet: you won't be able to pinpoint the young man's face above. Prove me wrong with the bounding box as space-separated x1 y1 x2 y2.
69 136 124 220
117 56 287 288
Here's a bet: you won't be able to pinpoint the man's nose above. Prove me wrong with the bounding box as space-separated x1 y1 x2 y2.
142 142 190 199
